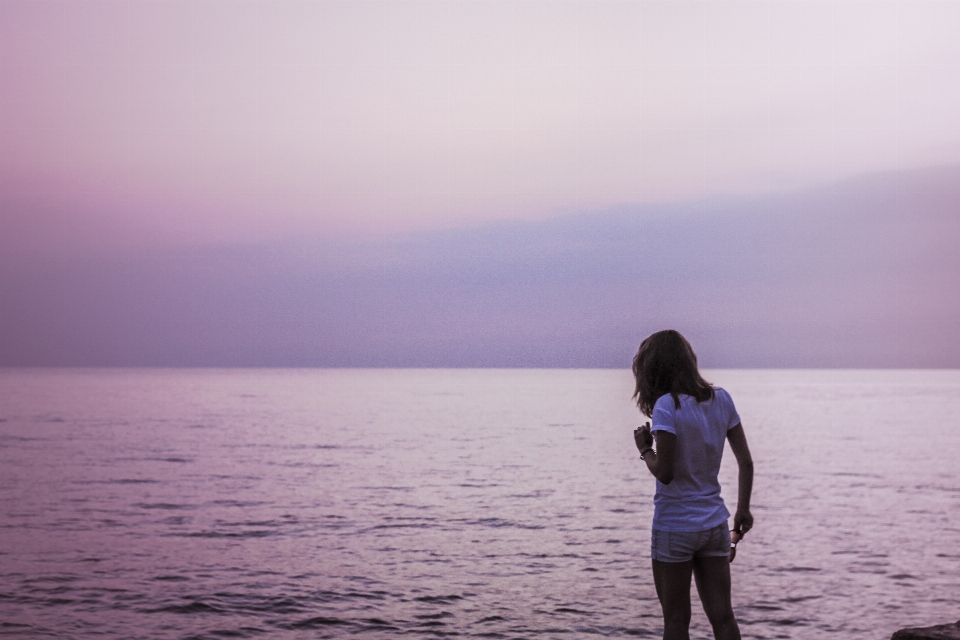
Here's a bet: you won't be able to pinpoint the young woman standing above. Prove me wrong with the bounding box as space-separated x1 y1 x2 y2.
632 330 754 640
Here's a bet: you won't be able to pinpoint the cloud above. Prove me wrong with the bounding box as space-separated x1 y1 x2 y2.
2 165 958 367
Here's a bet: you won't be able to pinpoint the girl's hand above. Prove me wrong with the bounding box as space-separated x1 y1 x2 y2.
634 422 654 453
733 509 753 536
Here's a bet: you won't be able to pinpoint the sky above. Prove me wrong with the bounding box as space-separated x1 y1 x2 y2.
2 1 960 367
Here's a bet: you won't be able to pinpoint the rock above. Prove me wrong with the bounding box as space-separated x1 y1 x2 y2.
892 620 960 640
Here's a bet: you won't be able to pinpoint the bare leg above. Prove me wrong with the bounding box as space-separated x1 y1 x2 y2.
692 556 741 640
652 559 694 640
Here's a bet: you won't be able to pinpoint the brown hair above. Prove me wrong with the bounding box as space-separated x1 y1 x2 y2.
632 329 714 417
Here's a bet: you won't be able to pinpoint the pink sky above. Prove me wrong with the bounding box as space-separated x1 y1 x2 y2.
3 0 960 257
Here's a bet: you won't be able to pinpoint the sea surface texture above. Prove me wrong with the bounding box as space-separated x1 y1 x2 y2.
1 368 959 639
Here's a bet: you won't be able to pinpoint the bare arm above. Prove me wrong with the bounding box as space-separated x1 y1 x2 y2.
726 423 754 535
634 422 676 485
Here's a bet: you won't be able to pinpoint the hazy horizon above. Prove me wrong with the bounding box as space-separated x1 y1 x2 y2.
4 162 959 368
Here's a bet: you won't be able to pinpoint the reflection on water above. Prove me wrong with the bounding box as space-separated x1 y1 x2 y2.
1 368 958 638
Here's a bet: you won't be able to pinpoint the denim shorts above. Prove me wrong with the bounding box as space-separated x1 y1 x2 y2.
651 523 731 562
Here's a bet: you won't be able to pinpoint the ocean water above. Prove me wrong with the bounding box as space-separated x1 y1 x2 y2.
1 368 958 640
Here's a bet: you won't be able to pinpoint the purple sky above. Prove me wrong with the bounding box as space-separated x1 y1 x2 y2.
2 1 960 366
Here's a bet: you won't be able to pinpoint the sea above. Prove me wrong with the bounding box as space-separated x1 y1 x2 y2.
1 368 958 639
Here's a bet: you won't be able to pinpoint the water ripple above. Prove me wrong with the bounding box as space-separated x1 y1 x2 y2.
2 369 959 639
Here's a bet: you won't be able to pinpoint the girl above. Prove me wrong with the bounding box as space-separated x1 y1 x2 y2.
632 330 754 640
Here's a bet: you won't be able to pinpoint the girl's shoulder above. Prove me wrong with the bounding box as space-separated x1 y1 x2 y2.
653 392 681 413
710 386 736 406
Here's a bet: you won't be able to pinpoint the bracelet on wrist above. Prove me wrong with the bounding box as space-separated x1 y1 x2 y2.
640 447 654 460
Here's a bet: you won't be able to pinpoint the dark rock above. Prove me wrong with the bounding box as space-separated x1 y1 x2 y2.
892 621 960 640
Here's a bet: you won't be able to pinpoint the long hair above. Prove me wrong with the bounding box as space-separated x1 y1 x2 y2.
632 330 714 417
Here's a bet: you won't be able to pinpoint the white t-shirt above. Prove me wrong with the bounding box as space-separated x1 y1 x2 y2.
650 387 741 532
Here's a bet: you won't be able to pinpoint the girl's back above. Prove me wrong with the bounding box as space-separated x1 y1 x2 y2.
650 387 740 532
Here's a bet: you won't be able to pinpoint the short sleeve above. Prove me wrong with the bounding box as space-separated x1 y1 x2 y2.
651 394 676 435
717 388 741 431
